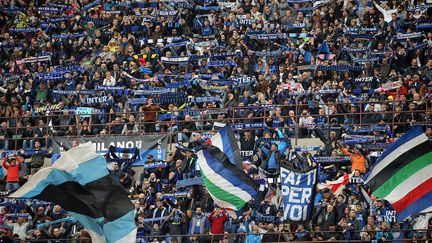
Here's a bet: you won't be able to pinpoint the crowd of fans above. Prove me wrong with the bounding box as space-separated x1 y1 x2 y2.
0 0 432 241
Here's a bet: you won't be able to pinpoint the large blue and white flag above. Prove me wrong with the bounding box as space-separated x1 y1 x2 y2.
280 165 317 222
11 142 137 243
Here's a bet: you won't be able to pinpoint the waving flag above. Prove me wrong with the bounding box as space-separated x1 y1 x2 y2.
317 173 350 196
11 142 136 243
205 125 243 170
196 145 257 211
365 126 432 221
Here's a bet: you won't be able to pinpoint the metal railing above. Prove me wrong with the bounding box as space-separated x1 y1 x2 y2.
4 230 430 243
0 99 430 150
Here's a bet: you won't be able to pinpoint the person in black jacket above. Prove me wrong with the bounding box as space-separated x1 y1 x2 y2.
178 115 197 143
314 129 339 156
262 223 280 242
258 197 278 217
240 130 255 161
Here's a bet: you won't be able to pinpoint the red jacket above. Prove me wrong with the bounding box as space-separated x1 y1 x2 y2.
2 157 23 183
208 211 228 234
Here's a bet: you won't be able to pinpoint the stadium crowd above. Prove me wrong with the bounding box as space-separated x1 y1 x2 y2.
0 0 432 242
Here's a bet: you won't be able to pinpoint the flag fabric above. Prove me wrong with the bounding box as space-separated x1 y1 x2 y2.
11 142 137 243
364 126 432 221
204 125 243 169
280 164 317 223
317 173 350 196
196 145 257 211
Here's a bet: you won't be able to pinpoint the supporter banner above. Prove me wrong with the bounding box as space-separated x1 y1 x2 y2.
35 104 61 114
280 165 317 222
52 135 168 166
84 96 111 104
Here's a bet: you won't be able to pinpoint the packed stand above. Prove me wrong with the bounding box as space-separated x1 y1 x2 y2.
0 0 432 242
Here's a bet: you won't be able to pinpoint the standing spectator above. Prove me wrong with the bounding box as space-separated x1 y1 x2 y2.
208 207 228 241
189 207 208 236
2 155 23 192
262 223 279 242
5 217 29 240
339 144 367 174
142 99 159 133
0 121 11 150
29 141 52 175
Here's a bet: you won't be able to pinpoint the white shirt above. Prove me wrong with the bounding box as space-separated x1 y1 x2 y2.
103 76 116 86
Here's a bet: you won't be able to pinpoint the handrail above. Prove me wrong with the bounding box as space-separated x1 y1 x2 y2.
0 99 429 150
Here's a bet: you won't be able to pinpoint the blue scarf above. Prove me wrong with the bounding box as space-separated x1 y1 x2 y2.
143 162 168 170
53 90 96 95
80 0 102 12
159 10 178 16
164 80 192 89
52 33 85 39
198 73 225 79
163 41 187 49
134 88 171 95
362 143 389 150
416 23 432 29
346 27 379 33
395 32 423 40
157 73 193 80
81 15 110 27
9 27 40 33
127 98 148 105
206 60 238 67
312 156 351 163
189 95 222 103
407 42 428 51
95 86 125 91
189 52 241 61
36 217 76 229
232 123 264 129
342 47 370 52
254 50 282 57
34 7 64 12
54 66 85 73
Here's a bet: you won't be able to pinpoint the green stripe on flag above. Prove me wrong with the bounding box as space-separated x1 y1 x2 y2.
373 151 432 198
201 172 247 210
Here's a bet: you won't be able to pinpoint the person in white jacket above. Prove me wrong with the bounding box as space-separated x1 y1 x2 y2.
6 217 30 240
103 72 116 86
373 1 397 23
